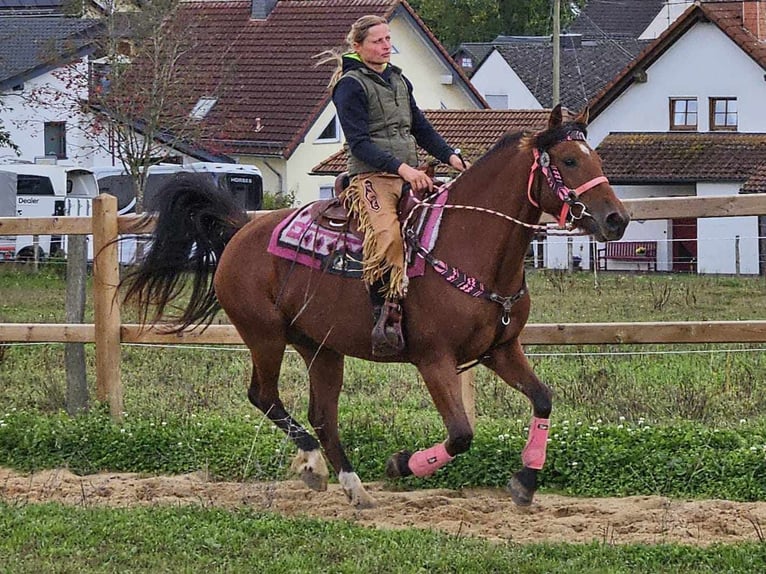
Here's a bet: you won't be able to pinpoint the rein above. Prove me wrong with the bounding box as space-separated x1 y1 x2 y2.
400 126 606 366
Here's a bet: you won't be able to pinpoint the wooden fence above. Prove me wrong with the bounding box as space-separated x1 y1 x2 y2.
2 193 766 421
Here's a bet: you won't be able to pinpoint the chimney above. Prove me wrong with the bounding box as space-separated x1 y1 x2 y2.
252 0 278 19
743 0 766 41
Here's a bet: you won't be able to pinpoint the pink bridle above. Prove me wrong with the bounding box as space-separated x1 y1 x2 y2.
526 130 609 227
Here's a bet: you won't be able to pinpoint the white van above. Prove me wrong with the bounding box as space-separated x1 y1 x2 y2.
0 161 99 261
92 162 263 263
93 162 263 215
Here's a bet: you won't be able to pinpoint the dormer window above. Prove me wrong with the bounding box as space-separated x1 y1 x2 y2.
669 97 697 131
190 97 217 120
710 97 737 131
461 56 472 68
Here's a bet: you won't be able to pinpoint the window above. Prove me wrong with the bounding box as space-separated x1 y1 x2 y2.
485 94 509 109
669 97 697 131
190 97 217 120
44 122 66 159
710 97 737 131
319 185 334 200
460 56 473 68
17 175 55 196
316 115 340 143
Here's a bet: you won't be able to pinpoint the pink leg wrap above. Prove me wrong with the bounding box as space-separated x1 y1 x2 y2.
521 417 550 470
408 442 454 478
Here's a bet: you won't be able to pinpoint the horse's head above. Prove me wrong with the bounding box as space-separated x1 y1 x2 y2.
525 105 629 241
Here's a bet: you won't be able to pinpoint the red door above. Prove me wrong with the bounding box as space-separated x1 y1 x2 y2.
672 218 697 272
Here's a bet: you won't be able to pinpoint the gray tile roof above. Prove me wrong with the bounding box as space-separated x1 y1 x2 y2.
494 38 649 110
0 1 64 15
0 16 101 88
566 0 667 40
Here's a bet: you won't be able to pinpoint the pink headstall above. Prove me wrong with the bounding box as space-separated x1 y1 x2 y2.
526 130 609 227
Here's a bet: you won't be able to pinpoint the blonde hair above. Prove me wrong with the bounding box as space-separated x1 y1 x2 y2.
315 15 389 88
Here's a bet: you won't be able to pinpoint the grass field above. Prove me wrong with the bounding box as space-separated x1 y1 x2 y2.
2 265 766 572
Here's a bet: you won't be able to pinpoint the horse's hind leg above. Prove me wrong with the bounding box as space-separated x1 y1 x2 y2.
245 337 329 491
485 339 553 507
293 343 375 509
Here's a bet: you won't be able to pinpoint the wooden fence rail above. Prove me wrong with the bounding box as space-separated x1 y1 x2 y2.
2 193 766 420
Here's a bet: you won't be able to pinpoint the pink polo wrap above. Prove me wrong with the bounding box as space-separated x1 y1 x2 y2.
521 417 550 469
408 442 454 477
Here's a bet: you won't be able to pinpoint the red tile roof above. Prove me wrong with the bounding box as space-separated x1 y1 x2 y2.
311 109 550 175
596 132 766 186
171 0 484 159
742 163 766 193
590 1 766 119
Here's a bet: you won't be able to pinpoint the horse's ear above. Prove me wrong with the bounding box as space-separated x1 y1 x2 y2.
548 104 563 130
575 106 590 126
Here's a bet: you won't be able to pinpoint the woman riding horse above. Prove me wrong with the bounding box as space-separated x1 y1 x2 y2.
123 104 629 509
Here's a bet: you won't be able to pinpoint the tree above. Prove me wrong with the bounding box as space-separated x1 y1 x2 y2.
26 1 236 213
86 0 235 213
411 0 586 51
411 0 503 51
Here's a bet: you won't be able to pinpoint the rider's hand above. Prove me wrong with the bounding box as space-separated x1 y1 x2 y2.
398 163 432 193
448 153 471 172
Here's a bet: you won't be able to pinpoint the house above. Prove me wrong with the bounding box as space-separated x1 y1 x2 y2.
467 36 649 111
153 0 487 205
457 0 693 111
1 0 486 206
548 0 766 275
0 16 106 164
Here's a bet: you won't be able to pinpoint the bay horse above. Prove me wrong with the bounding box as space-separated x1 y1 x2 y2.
123 105 629 509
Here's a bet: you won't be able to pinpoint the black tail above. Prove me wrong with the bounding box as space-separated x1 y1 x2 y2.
122 172 249 331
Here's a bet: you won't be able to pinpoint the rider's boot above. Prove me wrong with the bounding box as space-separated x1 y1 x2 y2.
369 277 405 357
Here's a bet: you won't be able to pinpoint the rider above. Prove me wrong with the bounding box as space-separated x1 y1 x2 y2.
318 15 469 357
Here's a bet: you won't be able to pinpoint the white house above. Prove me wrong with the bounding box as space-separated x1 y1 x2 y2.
544 1 766 275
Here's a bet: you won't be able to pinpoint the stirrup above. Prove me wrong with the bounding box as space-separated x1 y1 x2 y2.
371 300 405 357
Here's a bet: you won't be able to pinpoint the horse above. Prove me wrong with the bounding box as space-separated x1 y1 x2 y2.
123 105 629 509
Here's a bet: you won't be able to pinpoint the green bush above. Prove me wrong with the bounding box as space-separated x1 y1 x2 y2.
2 409 765 501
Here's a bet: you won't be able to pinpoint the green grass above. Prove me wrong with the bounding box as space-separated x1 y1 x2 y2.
3 266 766 570
2 502 765 573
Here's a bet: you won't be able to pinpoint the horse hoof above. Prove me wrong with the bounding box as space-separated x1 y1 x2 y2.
300 470 328 492
291 449 329 491
348 488 376 510
508 476 534 507
385 451 413 479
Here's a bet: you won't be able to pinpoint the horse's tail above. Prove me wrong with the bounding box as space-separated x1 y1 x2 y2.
122 172 249 332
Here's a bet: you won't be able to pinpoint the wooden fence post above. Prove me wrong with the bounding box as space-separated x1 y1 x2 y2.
92 195 123 420
65 234 88 415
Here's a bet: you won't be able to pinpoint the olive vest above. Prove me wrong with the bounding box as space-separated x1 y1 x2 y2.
342 65 418 177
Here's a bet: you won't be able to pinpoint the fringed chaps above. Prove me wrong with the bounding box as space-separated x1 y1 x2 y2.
345 173 407 299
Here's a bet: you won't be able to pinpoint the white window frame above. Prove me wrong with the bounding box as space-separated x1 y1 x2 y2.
315 115 340 143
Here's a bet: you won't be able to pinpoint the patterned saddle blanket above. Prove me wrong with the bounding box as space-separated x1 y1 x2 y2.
267 189 449 279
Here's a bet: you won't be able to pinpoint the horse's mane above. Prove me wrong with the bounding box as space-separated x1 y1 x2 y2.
468 130 527 171
468 120 589 172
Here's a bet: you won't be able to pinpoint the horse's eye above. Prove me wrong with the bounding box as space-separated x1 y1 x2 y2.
563 158 577 168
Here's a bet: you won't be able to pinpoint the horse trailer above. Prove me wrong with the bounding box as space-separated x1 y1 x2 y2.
0 160 99 261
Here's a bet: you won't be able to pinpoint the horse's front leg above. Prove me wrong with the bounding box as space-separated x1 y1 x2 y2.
485 339 552 507
386 359 473 479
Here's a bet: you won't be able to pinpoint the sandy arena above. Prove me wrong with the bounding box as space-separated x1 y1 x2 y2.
3 467 766 546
